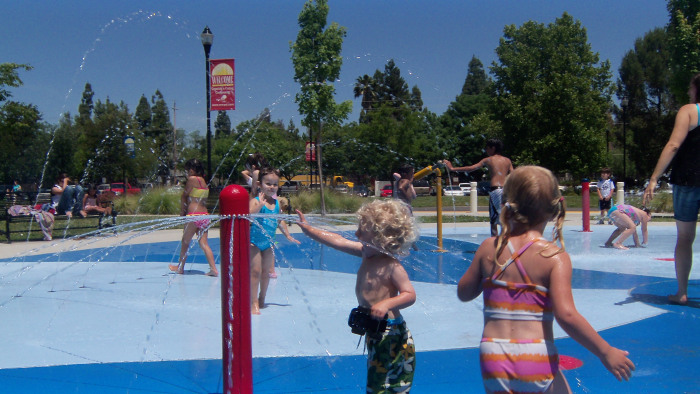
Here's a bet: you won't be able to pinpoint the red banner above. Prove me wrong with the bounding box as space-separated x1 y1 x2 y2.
305 142 316 161
209 59 235 111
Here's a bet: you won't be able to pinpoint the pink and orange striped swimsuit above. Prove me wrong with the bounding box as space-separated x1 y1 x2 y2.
480 239 559 393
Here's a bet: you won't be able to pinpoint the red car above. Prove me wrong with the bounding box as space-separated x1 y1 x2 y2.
110 182 141 195
381 184 393 197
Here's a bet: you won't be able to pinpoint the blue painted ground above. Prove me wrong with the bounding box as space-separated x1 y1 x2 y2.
0 225 699 393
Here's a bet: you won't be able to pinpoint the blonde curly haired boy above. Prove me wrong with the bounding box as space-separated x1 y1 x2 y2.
296 199 418 392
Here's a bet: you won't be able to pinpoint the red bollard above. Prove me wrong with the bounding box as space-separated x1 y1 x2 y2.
581 180 592 232
219 185 253 394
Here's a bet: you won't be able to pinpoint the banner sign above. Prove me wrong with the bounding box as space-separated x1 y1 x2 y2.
209 58 236 111
305 141 316 162
124 136 135 158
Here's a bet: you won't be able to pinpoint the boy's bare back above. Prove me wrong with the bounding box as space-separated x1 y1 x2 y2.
485 154 513 187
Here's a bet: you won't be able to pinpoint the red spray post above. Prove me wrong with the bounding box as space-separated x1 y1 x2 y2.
581 179 592 232
219 185 253 393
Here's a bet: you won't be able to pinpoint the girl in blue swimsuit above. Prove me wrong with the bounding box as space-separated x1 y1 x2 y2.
249 167 299 314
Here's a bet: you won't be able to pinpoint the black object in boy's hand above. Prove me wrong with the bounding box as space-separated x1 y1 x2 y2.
348 306 388 336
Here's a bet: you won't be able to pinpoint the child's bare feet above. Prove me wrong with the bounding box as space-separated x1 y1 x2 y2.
251 301 261 315
268 270 277 278
604 242 613 248
668 294 688 305
612 243 628 250
168 264 184 274
205 270 218 277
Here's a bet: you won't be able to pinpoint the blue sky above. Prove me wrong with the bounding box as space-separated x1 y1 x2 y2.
4 0 668 135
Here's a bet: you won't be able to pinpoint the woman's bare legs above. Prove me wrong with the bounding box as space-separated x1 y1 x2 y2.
671 220 697 304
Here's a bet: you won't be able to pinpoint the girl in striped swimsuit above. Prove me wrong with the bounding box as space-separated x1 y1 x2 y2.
458 166 635 393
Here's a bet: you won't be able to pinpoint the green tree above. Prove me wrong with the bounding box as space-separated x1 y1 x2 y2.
409 85 423 112
441 56 496 168
215 110 232 138
0 63 32 102
135 95 152 130
617 27 675 182
462 56 491 95
491 12 613 177
667 0 700 102
77 82 94 122
353 74 376 121
149 90 173 178
213 117 306 185
290 0 352 214
46 113 81 185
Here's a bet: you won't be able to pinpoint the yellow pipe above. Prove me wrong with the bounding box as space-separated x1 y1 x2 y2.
412 164 446 252
434 168 446 252
413 165 434 181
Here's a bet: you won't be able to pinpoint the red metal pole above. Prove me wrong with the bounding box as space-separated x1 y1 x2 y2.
582 180 591 232
219 185 253 393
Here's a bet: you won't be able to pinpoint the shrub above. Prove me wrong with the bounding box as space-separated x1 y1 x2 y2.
138 188 181 214
290 190 364 214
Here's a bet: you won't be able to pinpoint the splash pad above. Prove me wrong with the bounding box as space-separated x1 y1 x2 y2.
0 193 699 392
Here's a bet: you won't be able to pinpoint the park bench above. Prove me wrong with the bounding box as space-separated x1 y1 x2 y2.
0 191 117 243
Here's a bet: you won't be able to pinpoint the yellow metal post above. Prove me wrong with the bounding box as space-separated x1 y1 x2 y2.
413 164 446 252
434 168 446 252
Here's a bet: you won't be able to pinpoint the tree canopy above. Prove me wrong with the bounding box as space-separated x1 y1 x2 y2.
491 12 613 177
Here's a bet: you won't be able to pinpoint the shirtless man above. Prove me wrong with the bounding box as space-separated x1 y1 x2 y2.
443 138 514 236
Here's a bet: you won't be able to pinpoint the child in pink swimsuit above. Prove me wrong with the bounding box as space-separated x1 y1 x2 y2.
458 166 635 393
169 158 218 277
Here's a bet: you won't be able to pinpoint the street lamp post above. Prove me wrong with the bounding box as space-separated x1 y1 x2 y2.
201 26 214 181
621 97 628 183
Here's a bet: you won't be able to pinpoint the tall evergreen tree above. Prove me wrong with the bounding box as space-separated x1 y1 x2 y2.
461 56 490 95
149 90 173 175
77 83 94 123
214 111 232 138
410 85 423 112
135 95 152 131
380 59 410 107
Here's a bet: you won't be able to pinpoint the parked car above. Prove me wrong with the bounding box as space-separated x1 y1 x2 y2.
334 184 350 194
110 182 141 195
352 185 370 197
458 183 471 195
279 180 303 194
412 179 432 196
97 184 112 195
381 184 393 197
443 185 466 196
309 183 322 191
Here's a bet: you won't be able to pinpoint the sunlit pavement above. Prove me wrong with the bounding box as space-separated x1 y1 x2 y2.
0 218 697 393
